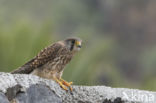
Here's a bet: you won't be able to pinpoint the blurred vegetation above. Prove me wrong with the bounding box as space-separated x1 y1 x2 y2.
0 0 156 91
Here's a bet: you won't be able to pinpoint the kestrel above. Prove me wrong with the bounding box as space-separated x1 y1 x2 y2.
11 37 82 91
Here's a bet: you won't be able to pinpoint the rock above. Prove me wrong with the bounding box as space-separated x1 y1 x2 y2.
0 72 155 103
0 92 10 103
16 84 62 103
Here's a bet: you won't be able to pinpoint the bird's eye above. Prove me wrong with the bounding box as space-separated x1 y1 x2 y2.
72 40 75 44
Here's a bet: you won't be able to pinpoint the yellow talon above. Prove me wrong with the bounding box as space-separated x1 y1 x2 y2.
61 79 72 86
59 82 68 91
54 78 68 91
60 78 73 91
53 77 73 91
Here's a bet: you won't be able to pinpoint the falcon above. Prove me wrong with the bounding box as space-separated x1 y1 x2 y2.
11 37 82 91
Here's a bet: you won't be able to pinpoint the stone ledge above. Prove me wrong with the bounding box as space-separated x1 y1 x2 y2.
0 72 155 103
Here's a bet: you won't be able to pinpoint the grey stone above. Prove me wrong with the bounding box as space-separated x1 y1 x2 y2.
0 72 155 103
16 84 62 103
0 92 10 103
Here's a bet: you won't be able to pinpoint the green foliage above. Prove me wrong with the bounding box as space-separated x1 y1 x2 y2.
0 21 53 72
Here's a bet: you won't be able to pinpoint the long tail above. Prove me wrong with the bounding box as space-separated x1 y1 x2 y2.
11 58 35 74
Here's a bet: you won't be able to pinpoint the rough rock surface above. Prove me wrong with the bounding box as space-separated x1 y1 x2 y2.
0 72 155 103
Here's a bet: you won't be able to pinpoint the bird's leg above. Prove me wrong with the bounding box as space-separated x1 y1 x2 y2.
60 78 73 91
53 77 68 91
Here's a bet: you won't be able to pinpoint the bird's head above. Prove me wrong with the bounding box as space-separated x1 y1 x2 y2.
64 37 82 52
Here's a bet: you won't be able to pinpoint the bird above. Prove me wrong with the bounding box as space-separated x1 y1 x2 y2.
11 37 82 91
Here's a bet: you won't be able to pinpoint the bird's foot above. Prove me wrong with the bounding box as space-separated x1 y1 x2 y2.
60 78 73 91
54 78 68 91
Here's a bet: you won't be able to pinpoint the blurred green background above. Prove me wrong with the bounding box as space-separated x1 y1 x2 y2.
0 0 156 91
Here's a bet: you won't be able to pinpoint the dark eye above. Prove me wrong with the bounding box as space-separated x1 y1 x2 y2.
70 40 75 51
72 40 75 44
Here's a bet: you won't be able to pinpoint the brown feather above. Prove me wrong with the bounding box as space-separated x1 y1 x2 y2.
11 42 63 74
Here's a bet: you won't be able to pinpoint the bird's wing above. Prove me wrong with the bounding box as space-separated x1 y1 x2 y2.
11 43 63 74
